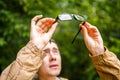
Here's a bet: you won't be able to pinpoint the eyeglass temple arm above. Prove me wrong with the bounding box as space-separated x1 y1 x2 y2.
72 21 85 44
54 16 85 44
54 16 59 23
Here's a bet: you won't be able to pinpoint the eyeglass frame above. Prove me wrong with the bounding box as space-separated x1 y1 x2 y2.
55 13 86 44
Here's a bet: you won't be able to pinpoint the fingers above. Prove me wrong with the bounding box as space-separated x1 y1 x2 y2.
35 18 55 33
48 22 58 37
80 22 103 42
36 18 55 29
80 24 89 39
80 22 96 34
80 22 91 38
31 15 43 28
39 18 55 28
80 22 99 39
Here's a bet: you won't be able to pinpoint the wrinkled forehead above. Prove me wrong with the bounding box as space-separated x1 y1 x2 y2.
43 41 58 50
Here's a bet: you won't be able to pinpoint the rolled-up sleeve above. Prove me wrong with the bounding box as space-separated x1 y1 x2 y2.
0 41 46 80
90 47 120 80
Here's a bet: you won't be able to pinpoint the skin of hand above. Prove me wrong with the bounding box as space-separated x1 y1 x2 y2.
30 15 58 50
80 22 104 56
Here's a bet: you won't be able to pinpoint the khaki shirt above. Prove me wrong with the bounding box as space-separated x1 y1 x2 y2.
0 41 120 80
90 47 120 80
0 41 67 80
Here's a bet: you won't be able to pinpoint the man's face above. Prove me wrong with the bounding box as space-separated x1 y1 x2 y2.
38 42 61 77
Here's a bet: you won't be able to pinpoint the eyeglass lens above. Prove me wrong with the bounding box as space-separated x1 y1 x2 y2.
57 14 72 21
73 14 85 21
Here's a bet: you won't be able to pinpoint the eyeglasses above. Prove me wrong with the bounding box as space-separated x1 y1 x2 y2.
55 13 86 44
55 13 85 22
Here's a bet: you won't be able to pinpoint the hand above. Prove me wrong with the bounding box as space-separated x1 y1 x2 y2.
30 15 58 50
80 22 104 56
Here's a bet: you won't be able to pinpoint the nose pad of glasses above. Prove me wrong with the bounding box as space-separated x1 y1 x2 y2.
58 14 73 21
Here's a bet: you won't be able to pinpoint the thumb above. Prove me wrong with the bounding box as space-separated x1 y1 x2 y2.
31 15 43 28
48 22 58 37
80 24 89 40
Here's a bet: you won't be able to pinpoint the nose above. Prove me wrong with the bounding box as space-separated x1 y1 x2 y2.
49 51 56 61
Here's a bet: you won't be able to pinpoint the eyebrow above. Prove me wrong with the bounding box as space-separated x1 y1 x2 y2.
53 47 59 51
43 47 58 51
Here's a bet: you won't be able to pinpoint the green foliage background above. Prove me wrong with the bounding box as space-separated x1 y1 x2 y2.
0 0 120 80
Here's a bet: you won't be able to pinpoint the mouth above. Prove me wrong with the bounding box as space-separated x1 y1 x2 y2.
49 64 59 69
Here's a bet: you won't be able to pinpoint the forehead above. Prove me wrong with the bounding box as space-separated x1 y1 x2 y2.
43 42 58 49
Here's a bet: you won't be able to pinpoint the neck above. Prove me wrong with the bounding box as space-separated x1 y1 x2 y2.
39 76 58 80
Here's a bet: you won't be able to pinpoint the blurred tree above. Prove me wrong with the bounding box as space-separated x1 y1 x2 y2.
0 0 120 80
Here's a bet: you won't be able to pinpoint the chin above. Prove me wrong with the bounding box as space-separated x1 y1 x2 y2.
49 70 61 76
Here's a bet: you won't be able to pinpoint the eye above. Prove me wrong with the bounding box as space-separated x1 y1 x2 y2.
43 49 50 54
52 48 59 54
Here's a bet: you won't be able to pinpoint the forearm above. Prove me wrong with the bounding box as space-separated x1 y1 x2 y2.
0 41 46 80
90 47 120 80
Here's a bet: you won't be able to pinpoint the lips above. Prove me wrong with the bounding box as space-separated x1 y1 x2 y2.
49 64 59 69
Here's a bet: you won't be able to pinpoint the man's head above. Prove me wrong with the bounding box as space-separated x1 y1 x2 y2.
38 39 61 78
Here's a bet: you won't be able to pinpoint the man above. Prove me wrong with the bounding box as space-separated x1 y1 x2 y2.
36 39 64 80
0 15 120 80
0 15 67 80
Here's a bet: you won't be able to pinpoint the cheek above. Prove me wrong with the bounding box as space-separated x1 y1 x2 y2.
57 55 61 63
43 56 49 64
38 57 49 75
40 56 49 68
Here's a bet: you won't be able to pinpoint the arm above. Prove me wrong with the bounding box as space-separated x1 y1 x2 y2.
0 15 58 80
0 41 45 80
90 47 120 80
80 22 120 80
